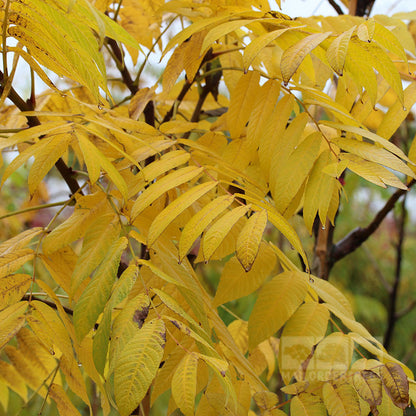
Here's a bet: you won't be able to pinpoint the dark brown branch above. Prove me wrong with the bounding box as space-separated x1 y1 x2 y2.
328 0 344 15
331 179 415 264
0 71 82 196
107 38 137 95
23 295 73 316
384 195 407 350
162 79 192 123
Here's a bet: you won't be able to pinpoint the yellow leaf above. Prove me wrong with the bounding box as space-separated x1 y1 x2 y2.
77 132 128 200
40 248 77 296
60 354 90 407
281 32 331 84
49 383 82 416
306 333 354 381
340 154 408 189
344 38 378 105
248 271 308 350
379 362 409 410
171 352 199 416
148 181 217 247
247 79 281 152
152 288 199 330
0 228 42 256
139 150 191 183
71 212 120 293
179 195 234 262
131 166 204 220
244 28 292 71
129 85 157 120
258 94 295 181
0 249 33 279
236 209 268 272
109 293 150 372
271 132 321 215
331 136 414 178
323 383 360 416
377 82 416 139
352 370 382 412
290 393 326 416
214 242 276 306
162 32 205 93
0 302 27 349
114 319 166 416
28 134 72 195
42 192 110 254
203 205 250 262
279 302 329 384
227 320 249 354
304 150 338 233
0 360 27 400
307 275 354 320
159 120 199 134
29 301 73 358
227 71 260 139
326 27 355 75
0 274 31 310
73 237 127 341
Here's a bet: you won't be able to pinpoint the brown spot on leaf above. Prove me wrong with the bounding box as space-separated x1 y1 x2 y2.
133 306 149 329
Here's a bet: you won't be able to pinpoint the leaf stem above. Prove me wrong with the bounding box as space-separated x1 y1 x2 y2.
0 200 70 221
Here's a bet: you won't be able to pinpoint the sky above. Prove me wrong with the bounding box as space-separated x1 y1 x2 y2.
280 0 415 17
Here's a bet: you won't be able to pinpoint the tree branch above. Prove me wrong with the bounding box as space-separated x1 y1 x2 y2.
328 0 344 15
0 70 82 196
331 180 415 264
384 194 407 350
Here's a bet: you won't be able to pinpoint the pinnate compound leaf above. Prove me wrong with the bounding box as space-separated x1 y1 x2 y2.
281 32 331 84
379 362 409 410
74 237 127 341
114 319 166 416
179 195 234 262
323 383 361 416
248 271 308 349
148 181 217 247
171 352 199 416
49 383 82 416
352 370 382 414
131 166 204 220
203 205 250 262
236 209 268 272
